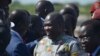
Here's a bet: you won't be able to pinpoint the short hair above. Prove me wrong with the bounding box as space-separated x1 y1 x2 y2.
60 7 76 17
30 15 43 29
45 12 64 29
36 0 54 12
35 0 54 18
81 19 100 36
65 3 79 17
9 9 31 27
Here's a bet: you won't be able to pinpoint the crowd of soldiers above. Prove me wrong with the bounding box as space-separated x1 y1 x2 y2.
0 0 100 56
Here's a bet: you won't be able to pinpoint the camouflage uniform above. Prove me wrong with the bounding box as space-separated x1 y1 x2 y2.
34 34 83 56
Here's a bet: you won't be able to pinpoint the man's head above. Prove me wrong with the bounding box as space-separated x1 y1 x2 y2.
44 12 64 39
0 9 11 53
30 15 44 39
35 0 54 19
62 14 75 36
79 20 100 53
60 6 77 17
65 3 79 18
9 9 31 37
60 7 77 36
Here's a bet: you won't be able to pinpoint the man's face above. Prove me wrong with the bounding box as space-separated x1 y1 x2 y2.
34 20 44 38
79 25 97 53
44 17 61 38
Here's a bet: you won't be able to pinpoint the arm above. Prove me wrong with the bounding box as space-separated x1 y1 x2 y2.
13 43 31 56
70 42 84 56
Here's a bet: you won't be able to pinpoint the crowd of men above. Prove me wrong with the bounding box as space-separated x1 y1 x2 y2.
0 0 100 56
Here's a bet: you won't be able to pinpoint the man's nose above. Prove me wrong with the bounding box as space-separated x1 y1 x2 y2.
80 38 88 44
44 26 52 30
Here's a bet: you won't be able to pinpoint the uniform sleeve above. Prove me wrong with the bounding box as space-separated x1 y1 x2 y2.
70 42 83 56
13 43 31 56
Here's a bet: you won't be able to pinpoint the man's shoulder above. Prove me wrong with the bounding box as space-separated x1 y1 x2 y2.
63 35 78 43
6 42 24 55
6 43 31 56
6 30 24 55
62 35 79 48
11 30 23 42
39 36 52 44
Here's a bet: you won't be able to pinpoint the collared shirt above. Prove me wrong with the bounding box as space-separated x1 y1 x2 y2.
34 34 84 56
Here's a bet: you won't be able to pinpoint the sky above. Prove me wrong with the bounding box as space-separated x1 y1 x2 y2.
13 0 96 5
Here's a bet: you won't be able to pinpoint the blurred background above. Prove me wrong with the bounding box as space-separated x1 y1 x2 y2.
9 0 96 36
10 0 96 15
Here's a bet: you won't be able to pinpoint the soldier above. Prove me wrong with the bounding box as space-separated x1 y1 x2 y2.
60 6 77 17
35 0 54 20
79 20 100 56
34 12 83 56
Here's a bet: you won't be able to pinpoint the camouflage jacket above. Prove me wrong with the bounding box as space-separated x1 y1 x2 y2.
34 34 84 56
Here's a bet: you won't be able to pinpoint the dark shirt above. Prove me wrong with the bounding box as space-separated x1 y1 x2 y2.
6 30 31 56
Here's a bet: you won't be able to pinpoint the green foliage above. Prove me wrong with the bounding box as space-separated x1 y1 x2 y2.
9 4 35 14
79 4 91 15
54 3 63 12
